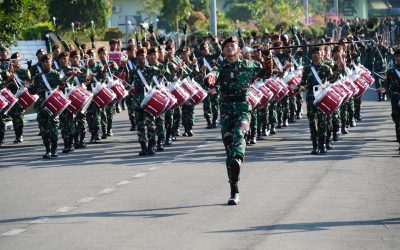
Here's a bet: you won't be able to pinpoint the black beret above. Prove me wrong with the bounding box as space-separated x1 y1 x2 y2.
137 48 147 55
311 46 323 54
10 52 20 59
97 46 106 53
36 48 45 55
69 50 79 57
148 47 158 54
222 36 238 50
58 51 69 59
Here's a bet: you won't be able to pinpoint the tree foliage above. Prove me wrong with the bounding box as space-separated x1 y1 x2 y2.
225 3 253 22
160 0 192 31
48 0 112 30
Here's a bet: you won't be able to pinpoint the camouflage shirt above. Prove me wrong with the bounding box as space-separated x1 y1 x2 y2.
300 62 334 99
7 67 31 94
29 69 63 103
384 65 400 93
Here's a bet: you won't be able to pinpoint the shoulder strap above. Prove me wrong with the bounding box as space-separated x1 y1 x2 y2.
311 66 323 85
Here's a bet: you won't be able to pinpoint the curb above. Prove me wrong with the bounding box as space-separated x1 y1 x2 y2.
5 113 37 131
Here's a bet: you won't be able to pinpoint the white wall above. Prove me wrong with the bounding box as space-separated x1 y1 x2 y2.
7 40 46 66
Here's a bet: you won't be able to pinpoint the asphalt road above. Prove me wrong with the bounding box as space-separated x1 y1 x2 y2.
0 88 399 250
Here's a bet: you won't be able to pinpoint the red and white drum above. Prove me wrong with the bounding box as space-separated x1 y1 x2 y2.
108 51 122 65
93 85 117 109
313 86 344 115
108 79 128 102
351 74 369 99
180 78 198 99
255 80 274 105
166 81 190 106
43 89 71 117
283 73 301 97
141 89 170 117
67 86 93 114
334 80 352 104
160 87 178 111
188 82 207 106
357 64 371 74
359 71 375 86
247 88 260 110
0 95 9 113
265 78 288 101
343 78 359 99
0 89 18 114
250 86 265 109
15 87 39 110
294 66 303 79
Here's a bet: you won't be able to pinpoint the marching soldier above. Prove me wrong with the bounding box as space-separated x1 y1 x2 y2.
28 54 78 158
299 47 334 154
122 44 138 131
382 48 400 153
211 36 263 205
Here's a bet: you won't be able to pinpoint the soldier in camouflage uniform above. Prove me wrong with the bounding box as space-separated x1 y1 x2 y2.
69 50 89 148
147 47 167 152
198 38 221 129
300 47 334 154
0 47 10 146
57 51 76 153
130 48 157 156
28 54 78 158
180 47 200 137
122 45 137 131
212 37 263 205
382 48 400 153
98 47 119 139
86 49 103 143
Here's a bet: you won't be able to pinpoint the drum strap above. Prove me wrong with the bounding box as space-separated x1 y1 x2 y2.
14 74 24 88
137 69 150 91
273 56 283 72
53 61 60 70
37 66 42 73
74 76 81 87
311 66 323 85
152 76 160 88
128 60 134 71
203 58 213 72
41 73 52 92
292 58 299 67
395 69 400 80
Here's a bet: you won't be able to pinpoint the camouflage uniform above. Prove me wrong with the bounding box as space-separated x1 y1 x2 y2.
365 44 389 101
276 52 291 127
383 64 400 147
214 59 262 184
86 63 103 142
300 62 333 153
123 57 138 131
29 68 63 156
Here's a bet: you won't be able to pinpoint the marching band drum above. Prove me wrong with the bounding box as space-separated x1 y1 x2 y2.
0 89 18 115
15 87 39 110
92 84 117 109
140 88 170 117
67 86 93 114
42 89 71 117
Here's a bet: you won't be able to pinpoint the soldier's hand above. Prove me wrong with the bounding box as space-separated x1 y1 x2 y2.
377 87 386 93
27 60 32 68
200 65 207 72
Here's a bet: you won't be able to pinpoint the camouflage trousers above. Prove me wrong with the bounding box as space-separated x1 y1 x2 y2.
340 98 355 123
220 102 250 167
126 94 136 124
86 103 101 134
306 99 327 141
277 96 289 123
101 103 115 131
60 110 76 140
391 93 400 143
135 107 155 143
182 104 195 130
172 106 182 134
354 97 362 118
37 107 59 147
289 93 303 118
268 101 277 125
257 105 269 133
155 113 165 140
8 104 25 133
249 109 257 138
203 94 219 121
75 111 87 136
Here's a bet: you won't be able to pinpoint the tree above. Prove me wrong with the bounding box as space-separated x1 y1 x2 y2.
139 0 163 19
48 0 111 30
160 0 192 31
225 3 253 22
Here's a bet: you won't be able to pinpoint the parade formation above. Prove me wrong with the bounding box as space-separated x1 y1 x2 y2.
1 16 400 205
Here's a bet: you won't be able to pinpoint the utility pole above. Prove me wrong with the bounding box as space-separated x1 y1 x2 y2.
334 0 339 19
304 0 309 25
210 0 217 36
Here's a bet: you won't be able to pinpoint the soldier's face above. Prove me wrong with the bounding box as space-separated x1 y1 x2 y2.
70 55 80 66
137 53 146 64
223 42 239 58
148 53 158 64
98 52 106 60
41 60 52 71
53 49 60 57
311 51 322 64
395 54 400 65
59 57 68 67
242 52 252 60
0 51 7 60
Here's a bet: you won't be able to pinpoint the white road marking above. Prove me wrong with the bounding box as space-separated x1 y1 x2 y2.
187 150 196 153
162 160 174 165
133 173 147 178
2 229 26 236
77 197 95 203
175 154 185 158
147 166 161 171
98 188 114 194
116 180 131 186
197 145 208 148
30 217 51 224
56 206 77 213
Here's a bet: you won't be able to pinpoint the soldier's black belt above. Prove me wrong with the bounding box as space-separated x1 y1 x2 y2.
222 96 248 103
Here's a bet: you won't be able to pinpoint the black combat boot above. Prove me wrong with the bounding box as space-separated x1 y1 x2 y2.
130 118 137 131
277 116 282 128
107 127 113 137
182 124 188 137
101 126 107 139
283 114 289 127
341 120 349 134
349 117 356 127
138 141 147 156
269 123 277 135
165 129 172 146
377 92 382 102
319 137 327 154
187 124 193 137
43 144 51 159
50 142 58 158
115 102 120 113
296 102 302 119
288 111 295 123
0 131 4 146
256 127 262 140
332 122 339 142
147 140 156 155
79 133 86 148
262 124 268 136
68 135 75 152
212 114 218 128
311 138 319 155
206 117 212 129
228 182 240 205
74 134 81 149
326 131 333 150
156 137 165 152
62 138 69 153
